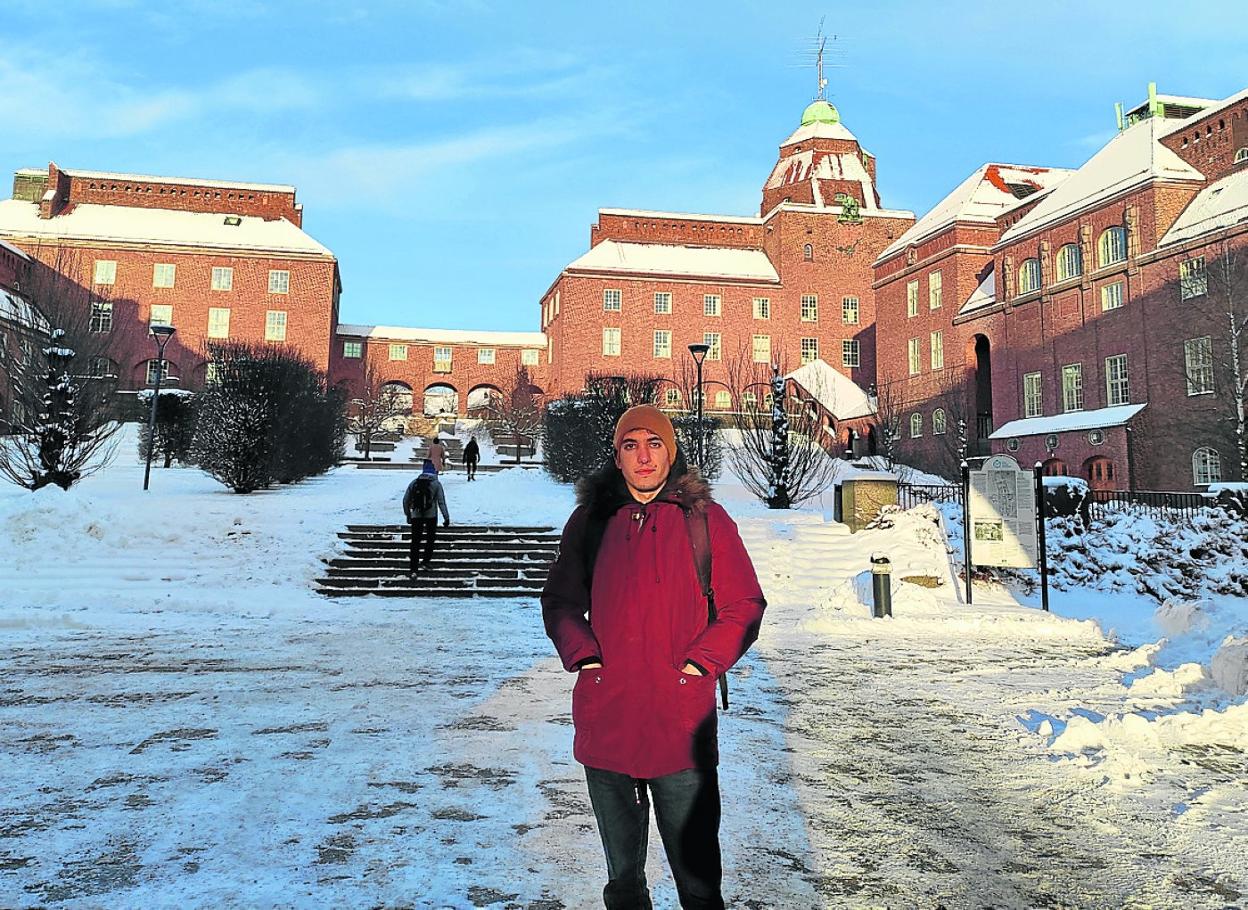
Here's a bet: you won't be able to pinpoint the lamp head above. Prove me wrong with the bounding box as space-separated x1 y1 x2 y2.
149 323 176 342
687 343 710 365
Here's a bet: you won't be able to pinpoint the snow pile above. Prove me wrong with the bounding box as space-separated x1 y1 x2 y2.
1212 636 1248 695
1046 507 1248 600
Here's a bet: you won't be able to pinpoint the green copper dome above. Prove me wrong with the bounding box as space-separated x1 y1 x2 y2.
801 100 841 126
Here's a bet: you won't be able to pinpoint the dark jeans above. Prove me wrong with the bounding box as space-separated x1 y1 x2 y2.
584 765 724 910
408 518 437 571
464 458 478 480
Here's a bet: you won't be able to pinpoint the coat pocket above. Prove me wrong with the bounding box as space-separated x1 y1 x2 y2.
675 669 717 733
572 668 609 752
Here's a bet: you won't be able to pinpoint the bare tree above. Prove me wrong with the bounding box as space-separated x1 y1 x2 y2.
346 363 409 459
870 378 911 479
0 248 120 490
488 365 545 464
929 367 973 478
726 349 842 509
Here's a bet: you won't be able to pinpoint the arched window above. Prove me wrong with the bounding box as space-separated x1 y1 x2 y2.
1236 147 1248 164
1098 227 1127 266
909 413 922 438
88 356 117 379
382 381 414 413
803 243 813 261
714 390 732 410
1056 243 1082 281
741 390 757 410
1018 258 1041 294
933 408 947 435
664 387 682 407
145 359 179 386
1041 458 1068 477
1193 447 1222 486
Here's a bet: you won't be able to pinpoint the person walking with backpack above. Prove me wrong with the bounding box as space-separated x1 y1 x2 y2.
403 460 450 575
462 437 480 481
541 405 766 909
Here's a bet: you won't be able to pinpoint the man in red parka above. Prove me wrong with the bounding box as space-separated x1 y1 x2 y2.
542 405 766 909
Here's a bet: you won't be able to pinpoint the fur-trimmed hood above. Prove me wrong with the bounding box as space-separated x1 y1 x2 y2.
575 451 712 517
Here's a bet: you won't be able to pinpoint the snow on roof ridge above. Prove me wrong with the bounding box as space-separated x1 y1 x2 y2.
598 208 763 225
0 236 30 260
958 268 996 316
59 167 296 194
566 239 780 283
337 324 547 346
989 403 1147 439
1159 167 1248 248
1158 87 1248 138
876 163 1073 264
785 358 875 420
0 200 332 257
999 118 1204 246
780 119 859 147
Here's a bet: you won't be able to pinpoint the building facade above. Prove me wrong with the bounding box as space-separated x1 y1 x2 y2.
874 85 1248 491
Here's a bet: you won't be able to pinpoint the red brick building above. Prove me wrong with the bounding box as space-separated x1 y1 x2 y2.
0 165 340 396
874 85 1248 491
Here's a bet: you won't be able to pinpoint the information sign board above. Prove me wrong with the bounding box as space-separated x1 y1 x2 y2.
967 454 1038 569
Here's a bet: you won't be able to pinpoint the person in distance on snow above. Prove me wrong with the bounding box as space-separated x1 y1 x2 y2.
541 405 766 909
426 435 449 474
462 436 481 481
402 460 450 575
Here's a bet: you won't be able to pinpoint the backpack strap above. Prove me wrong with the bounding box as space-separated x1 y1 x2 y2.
682 507 728 711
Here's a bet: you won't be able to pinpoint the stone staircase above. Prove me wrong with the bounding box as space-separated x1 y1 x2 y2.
317 524 560 598
410 437 465 467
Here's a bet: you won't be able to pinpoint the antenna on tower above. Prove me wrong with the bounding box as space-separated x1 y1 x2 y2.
792 18 846 102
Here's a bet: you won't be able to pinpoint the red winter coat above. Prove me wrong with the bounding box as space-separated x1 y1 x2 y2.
542 466 766 779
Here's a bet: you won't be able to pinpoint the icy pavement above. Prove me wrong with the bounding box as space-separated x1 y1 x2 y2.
1 440 1246 907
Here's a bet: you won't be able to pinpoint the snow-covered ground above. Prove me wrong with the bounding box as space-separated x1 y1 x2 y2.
1 429 1246 908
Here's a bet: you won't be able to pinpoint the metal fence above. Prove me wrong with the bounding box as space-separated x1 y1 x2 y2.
1085 489 1216 521
897 483 964 511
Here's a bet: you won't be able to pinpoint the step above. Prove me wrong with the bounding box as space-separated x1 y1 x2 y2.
319 587 535 599
317 576 545 592
344 524 556 534
323 566 548 579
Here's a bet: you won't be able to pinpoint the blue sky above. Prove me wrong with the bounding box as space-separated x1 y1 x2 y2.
2 0 1246 331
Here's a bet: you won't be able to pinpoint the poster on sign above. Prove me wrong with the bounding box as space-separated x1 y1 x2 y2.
967 454 1038 569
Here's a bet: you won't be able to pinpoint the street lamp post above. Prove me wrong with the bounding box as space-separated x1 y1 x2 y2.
687 343 710 467
143 323 176 491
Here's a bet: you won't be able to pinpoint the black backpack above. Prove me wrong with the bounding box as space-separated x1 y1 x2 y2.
414 476 434 514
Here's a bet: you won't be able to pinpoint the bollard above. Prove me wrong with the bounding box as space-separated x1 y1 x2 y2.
870 553 892 618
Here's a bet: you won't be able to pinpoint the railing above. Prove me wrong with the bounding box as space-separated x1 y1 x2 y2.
1085 489 1214 520
897 483 964 511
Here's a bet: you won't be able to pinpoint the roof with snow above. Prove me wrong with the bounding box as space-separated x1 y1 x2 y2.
1159 167 1248 248
598 208 763 225
959 268 996 316
565 240 780 283
0 200 333 257
999 118 1205 245
337 325 547 347
0 287 49 332
1158 88 1248 138
785 358 875 420
0 237 29 260
989 403 1147 440
877 164 1073 263
764 147 879 212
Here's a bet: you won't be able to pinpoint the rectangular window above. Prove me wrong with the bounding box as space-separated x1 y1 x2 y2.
149 304 173 327
908 337 921 375
752 334 771 363
703 294 721 317
145 360 166 385
343 341 362 359
929 270 942 309
653 330 672 359
93 259 117 285
1105 354 1130 406
207 307 231 339
1185 337 1214 396
752 297 770 320
800 337 818 365
653 292 672 315
87 357 111 378
1101 281 1124 311
211 266 234 291
268 270 290 294
477 347 495 364
603 288 622 312
800 294 818 322
206 362 221 385
434 346 452 372
152 263 176 288
704 332 721 361
907 280 919 317
930 330 944 370
842 296 859 325
1023 372 1043 418
521 349 539 366
1180 257 1207 300
602 327 621 356
1061 363 1084 412
89 300 113 334
842 339 860 368
265 310 287 342
389 343 408 361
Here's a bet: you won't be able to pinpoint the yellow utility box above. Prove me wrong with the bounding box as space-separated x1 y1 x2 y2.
840 473 898 532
